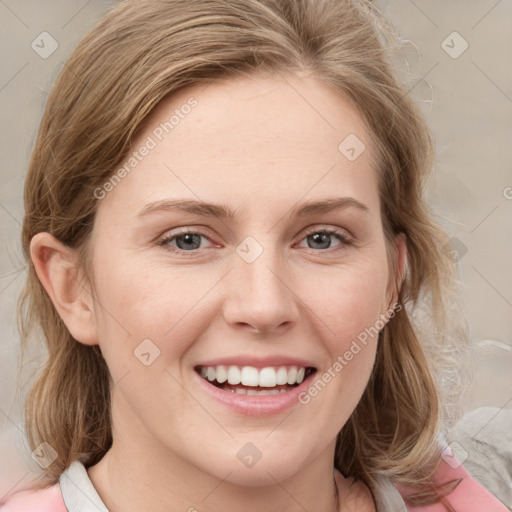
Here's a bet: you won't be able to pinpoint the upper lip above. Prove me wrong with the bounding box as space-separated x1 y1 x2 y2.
195 355 317 369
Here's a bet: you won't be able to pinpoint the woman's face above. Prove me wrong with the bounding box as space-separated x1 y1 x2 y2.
87 72 403 485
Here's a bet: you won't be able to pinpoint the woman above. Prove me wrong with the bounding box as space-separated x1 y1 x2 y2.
2 0 508 510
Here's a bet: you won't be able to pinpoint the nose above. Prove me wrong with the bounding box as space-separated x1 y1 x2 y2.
222 238 300 336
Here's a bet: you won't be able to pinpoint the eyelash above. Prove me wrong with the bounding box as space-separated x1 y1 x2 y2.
156 227 353 255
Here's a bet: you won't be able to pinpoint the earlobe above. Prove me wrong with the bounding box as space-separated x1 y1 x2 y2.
30 232 99 346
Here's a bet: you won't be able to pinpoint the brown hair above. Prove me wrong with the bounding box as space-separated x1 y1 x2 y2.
19 0 463 492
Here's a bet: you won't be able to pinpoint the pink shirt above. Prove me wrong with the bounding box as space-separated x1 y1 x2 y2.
0 483 66 512
0 459 508 511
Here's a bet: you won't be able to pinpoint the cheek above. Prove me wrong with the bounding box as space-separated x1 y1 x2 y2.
90 251 215 373
298 263 387 419
301 257 389 347
89 258 160 355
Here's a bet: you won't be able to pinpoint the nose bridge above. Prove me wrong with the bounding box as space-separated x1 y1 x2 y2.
223 233 298 332
236 233 288 298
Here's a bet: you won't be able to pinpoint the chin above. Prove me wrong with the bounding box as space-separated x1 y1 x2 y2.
192 439 316 487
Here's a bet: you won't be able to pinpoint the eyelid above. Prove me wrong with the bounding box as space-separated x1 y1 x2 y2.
298 225 352 243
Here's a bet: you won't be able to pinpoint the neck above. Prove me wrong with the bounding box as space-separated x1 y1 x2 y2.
88 429 339 512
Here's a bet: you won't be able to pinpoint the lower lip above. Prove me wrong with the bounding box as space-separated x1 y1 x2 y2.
194 371 316 417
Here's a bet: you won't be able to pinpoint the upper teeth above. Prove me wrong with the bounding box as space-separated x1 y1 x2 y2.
199 365 307 387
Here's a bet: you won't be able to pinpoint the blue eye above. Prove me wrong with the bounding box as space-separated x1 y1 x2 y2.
298 228 352 250
158 229 210 253
172 232 203 251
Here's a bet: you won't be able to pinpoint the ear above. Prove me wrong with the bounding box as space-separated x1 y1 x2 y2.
30 232 99 346
385 232 408 312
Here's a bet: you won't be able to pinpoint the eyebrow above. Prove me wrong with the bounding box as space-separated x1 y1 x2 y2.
137 197 369 219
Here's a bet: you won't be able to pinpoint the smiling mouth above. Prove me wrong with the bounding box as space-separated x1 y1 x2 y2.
195 365 316 395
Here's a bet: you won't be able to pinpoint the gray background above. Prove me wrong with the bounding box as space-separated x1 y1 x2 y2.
1 0 511 504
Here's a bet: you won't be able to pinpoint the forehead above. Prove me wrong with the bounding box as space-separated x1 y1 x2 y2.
97 72 380 219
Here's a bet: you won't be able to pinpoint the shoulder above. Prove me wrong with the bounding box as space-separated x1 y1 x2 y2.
395 456 510 511
447 406 512 506
0 483 67 512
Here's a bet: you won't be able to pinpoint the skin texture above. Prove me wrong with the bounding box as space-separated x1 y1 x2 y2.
31 72 407 512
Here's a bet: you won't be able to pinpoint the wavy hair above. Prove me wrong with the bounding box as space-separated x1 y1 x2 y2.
18 0 466 492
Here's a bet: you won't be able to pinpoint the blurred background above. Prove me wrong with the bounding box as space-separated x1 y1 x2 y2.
1 0 511 508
